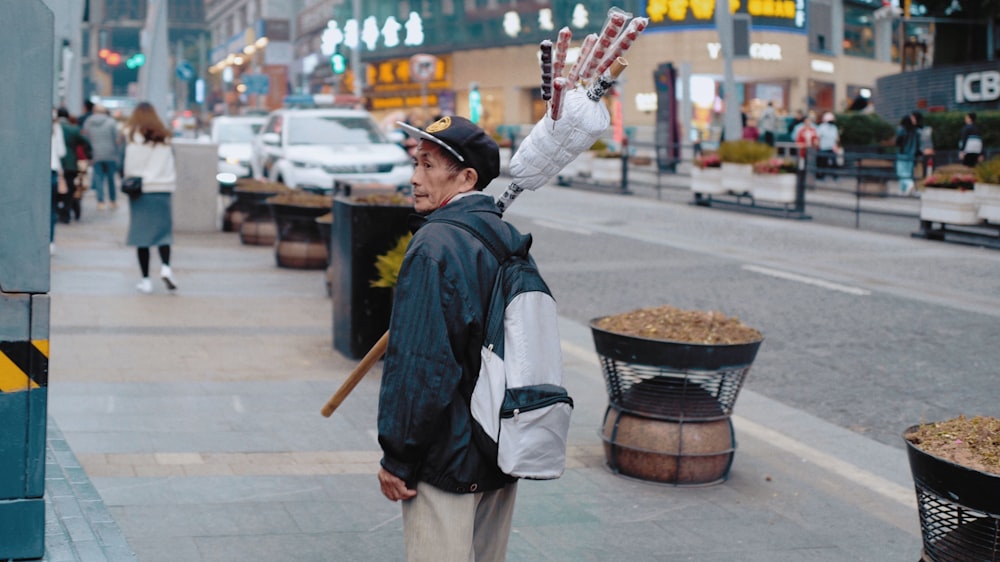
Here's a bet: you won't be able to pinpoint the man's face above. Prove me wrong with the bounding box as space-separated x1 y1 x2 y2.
410 140 475 214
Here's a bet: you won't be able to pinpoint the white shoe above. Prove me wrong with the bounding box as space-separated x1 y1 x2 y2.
160 265 177 291
137 278 153 294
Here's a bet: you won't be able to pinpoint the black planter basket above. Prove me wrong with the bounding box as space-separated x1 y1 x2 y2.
904 426 1000 562
590 321 763 421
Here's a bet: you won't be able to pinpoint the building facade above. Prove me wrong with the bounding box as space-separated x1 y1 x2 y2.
203 0 989 141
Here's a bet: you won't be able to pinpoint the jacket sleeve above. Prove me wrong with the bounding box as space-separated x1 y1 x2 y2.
377 250 469 484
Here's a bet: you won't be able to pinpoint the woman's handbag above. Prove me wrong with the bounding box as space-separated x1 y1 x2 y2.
121 176 142 199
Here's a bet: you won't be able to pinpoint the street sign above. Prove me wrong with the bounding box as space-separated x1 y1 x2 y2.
242 73 270 95
175 61 195 81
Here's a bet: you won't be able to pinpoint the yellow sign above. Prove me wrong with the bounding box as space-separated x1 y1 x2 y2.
646 0 802 27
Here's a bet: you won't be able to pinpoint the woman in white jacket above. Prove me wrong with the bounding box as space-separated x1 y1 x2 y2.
121 102 178 293
50 111 66 254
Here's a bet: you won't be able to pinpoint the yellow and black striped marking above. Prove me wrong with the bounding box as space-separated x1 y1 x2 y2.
0 340 48 392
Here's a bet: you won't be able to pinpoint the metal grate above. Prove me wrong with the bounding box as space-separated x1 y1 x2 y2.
916 484 1000 561
597 355 751 421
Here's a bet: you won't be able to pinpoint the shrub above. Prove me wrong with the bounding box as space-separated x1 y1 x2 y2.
975 156 1000 184
695 152 721 169
718 140 774 164
924 171 976 190
837 113 896 147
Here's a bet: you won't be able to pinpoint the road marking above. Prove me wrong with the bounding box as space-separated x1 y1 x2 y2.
742 265 871 295
532 219 593 235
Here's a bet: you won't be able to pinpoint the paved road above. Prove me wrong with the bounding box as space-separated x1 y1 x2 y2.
500 179 1000 451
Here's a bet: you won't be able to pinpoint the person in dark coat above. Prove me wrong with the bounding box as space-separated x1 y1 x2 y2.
378 116 519 561
56 107 90 222
958 112 983 168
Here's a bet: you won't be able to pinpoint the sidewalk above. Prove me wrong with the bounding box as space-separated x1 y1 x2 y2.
41 190 923 561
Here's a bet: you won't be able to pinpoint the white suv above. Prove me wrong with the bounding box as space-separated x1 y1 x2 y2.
251 107 412 192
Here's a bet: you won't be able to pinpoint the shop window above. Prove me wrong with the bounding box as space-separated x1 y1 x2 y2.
808 1 833 54
843 4 876 58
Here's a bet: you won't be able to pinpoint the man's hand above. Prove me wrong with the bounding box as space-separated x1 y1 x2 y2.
378 468 417 502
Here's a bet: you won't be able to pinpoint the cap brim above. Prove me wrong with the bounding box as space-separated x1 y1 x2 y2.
396 121 465 163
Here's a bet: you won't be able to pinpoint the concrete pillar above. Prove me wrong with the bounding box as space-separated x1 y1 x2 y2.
0 2 53 559
172 139 220 232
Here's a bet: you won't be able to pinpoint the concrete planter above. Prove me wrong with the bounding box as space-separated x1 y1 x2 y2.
591 157 622 183
751 173 797 203
920 188 981 225
690 167 724 195
974 182 1000 223
720 163 754 193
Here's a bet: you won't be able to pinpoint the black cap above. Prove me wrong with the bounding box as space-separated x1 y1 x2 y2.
397 116 500 190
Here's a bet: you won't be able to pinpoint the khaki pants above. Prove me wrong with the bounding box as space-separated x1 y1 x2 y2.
402 481 518 562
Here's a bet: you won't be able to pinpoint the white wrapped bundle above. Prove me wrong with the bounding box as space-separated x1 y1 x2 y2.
508 87 609 192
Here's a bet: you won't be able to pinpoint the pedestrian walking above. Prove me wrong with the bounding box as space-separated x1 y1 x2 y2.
742 118 760 142
82 104 121 210
912 111 934 178
378 116 518 561
895 113 921 196
958 112 983 168
815 112 841 179
50 111 66 255
121 102 178 294
759 102 778 147
55 107 90 222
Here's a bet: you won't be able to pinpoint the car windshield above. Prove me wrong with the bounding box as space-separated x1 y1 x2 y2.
287 115 384 145
216 122 262 143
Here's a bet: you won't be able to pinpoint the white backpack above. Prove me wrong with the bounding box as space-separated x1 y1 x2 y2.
432 214 573 480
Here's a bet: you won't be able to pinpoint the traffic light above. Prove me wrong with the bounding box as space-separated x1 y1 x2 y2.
125 53 146 69
331 53 347 75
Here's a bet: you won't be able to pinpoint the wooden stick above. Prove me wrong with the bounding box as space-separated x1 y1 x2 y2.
320 330 389 417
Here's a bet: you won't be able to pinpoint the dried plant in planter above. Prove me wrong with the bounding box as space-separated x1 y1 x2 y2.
905 415 1000 475
267 191 333 208
592 305 762 345
351 193 413 206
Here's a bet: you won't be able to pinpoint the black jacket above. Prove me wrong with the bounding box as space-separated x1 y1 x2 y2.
377 194 523 494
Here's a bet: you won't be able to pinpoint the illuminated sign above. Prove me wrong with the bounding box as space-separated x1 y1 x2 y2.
956 71 1000 103
645 0 805 31
707 42 783 61
367 55 451 94
811 59 834 73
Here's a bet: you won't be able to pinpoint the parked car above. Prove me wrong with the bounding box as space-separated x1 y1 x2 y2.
251 107 413 192
211 115 266 189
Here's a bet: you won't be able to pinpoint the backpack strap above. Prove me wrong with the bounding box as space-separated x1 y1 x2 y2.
429 211 513 265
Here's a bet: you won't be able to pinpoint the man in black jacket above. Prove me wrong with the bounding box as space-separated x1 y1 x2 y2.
377 116 518 561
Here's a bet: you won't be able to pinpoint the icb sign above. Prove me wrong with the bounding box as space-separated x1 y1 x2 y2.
409 54 438 83
956 71 1000 104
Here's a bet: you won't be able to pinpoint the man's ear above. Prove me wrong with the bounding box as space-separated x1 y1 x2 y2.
461 167 479 190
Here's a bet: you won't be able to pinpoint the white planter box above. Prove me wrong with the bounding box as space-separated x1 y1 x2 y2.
690 167 724 194
974 182 1000 223
591 157 621 183
721 163 754 193
920 187 982 225
751 173 798 203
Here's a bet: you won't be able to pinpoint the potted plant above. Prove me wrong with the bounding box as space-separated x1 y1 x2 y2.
267 190 333 270
974 156 1000 222
903 415 1000 561
232 179 292 245
718 140 775 193
331 191 414 360
919 165 981 226
690 152 725 199
590 305 763 486
750 157 799 204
